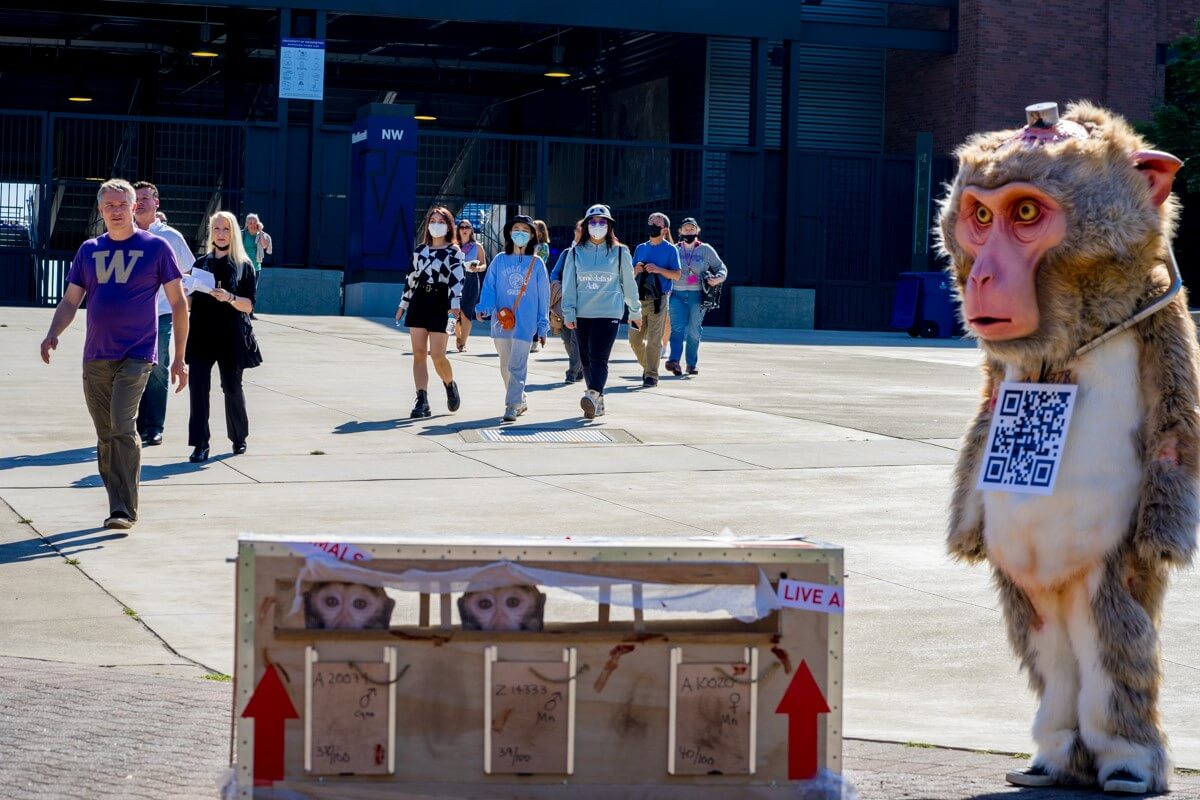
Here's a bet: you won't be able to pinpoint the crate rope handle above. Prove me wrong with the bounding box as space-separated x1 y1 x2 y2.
713 661 780 685
528 663 590 684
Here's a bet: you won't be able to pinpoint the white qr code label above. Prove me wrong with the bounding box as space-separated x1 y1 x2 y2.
977 381 1077 496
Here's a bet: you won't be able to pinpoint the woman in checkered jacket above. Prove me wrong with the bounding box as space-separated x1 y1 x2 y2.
396 206 465 418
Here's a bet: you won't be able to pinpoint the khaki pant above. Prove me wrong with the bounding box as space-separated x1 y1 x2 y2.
83 358 152 519
627 298 668 379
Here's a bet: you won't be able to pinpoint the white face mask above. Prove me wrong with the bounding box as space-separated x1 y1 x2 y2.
588 223 608 240
428 222 449 239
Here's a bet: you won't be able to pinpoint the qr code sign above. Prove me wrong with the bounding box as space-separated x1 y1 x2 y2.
976 381 1078 496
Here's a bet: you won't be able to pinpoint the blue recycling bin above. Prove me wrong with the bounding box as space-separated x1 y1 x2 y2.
890 271 959 338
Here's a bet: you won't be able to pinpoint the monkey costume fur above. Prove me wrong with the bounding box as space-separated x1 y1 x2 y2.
941 102 1198 794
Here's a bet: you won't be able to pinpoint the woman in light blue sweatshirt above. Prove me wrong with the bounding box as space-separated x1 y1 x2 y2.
475 215 550 422
562 203 642 419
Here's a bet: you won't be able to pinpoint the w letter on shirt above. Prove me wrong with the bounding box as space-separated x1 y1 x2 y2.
93 250 143 284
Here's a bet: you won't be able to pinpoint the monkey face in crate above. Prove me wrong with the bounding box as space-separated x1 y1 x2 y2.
458 585 546 631
303 582 396 630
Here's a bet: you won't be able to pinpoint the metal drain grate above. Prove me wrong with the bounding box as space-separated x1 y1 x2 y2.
461 428 639 444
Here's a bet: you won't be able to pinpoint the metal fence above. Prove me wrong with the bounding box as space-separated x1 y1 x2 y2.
0 111 246 305
0 111 939 330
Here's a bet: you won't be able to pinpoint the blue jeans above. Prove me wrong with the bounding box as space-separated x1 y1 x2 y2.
136 314 172 437
668 291 706 368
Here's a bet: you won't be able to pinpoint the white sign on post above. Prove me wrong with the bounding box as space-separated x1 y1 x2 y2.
280 38 325 101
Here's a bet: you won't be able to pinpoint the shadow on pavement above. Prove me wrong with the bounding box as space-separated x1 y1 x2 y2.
0 527 128 564
333 419 407 434
0 447 97 471
68 457 234 488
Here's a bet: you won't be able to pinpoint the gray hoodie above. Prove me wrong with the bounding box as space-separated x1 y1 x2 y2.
562 240 642 324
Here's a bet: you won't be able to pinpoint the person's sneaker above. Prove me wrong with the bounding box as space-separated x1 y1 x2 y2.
516 402 528 416
595 394 606 417
502 405 519 422
1005 765 1056 788
565 372 580 384
643 375 658 387
687 365 698 376
665 360 682 376
104 512 135 530
530 340 540 353
445 381 461 413
580 390 598 420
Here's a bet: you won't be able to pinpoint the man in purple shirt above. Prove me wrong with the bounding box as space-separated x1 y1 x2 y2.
40 178 190 530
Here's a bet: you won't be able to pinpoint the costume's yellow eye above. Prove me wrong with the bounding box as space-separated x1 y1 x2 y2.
974 205 993 225
1016 201 1040 222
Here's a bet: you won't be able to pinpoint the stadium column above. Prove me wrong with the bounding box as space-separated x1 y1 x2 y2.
273 7 291 266
306 9 327 267
749 37 768 285
780 39 801 290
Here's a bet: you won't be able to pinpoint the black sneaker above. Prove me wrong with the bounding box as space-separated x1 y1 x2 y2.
665 361 682 376
445 381 461 413
642 375 658 387
1005 765 1056 788
104 512 135 530
686 365 698 376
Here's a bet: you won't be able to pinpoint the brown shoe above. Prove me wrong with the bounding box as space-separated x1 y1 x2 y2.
665 360 682 376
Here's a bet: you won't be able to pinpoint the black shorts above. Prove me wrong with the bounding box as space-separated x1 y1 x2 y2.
405 284 452 331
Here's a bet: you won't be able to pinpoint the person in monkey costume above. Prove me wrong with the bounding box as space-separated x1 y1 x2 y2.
941 101 1198 795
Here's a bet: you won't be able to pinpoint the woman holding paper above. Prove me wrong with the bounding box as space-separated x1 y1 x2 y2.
185 211 258 463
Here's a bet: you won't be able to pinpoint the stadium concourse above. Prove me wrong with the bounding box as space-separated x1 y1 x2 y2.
0 307 1198 798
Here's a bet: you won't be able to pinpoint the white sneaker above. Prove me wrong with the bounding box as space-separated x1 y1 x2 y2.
580 390 598 420
595 394 606 417
502 405 518 422
516 402 528 416
530 341 540 352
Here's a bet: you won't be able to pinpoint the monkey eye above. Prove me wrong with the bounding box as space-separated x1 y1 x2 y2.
477 598 494 611
505 596 522 609
1015 200 1041 223
323 596 341 608
352 598 369 610
974 205 993 225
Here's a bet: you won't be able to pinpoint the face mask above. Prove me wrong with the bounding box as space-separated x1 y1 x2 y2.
647 225 663 238
428 222 449 239
681 233 698 243
588 223 608 239
511 230 532 248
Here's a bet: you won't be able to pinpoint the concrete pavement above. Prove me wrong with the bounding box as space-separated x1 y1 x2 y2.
1 307 1198 797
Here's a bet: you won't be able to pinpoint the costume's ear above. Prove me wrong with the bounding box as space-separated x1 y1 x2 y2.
1133 150 1183 208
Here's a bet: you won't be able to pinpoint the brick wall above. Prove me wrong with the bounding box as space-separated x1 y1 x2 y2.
886 0 1200 154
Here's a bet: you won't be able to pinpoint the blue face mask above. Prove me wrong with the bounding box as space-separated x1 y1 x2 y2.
511 230 532 248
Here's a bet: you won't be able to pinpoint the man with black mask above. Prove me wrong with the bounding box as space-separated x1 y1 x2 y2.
628 212 681 387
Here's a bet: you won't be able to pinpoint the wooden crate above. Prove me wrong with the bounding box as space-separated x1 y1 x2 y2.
232 534 844 798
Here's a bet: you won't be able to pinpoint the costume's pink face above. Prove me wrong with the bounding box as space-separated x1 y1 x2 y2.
955 183 1066 341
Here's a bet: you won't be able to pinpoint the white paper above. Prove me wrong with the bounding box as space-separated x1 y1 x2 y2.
183 268 216 294
977 381 1077 496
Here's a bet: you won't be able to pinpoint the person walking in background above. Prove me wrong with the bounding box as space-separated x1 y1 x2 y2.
39 179 188 529
395 206 464 419
242 213 273 273
530 219 551 353
475 215 550 422
186 212 259 464
132 181 195 447
550 218 585 384
454 218 488 352
562 204 641 419
667 217 728 377
628 212 680 387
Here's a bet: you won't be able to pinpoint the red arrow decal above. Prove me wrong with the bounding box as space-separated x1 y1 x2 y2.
774 660 830 780
241 664 299 786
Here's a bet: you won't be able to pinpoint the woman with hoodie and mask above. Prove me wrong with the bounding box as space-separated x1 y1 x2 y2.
475 215 550 422
667 217 727 377
562 204 641 419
